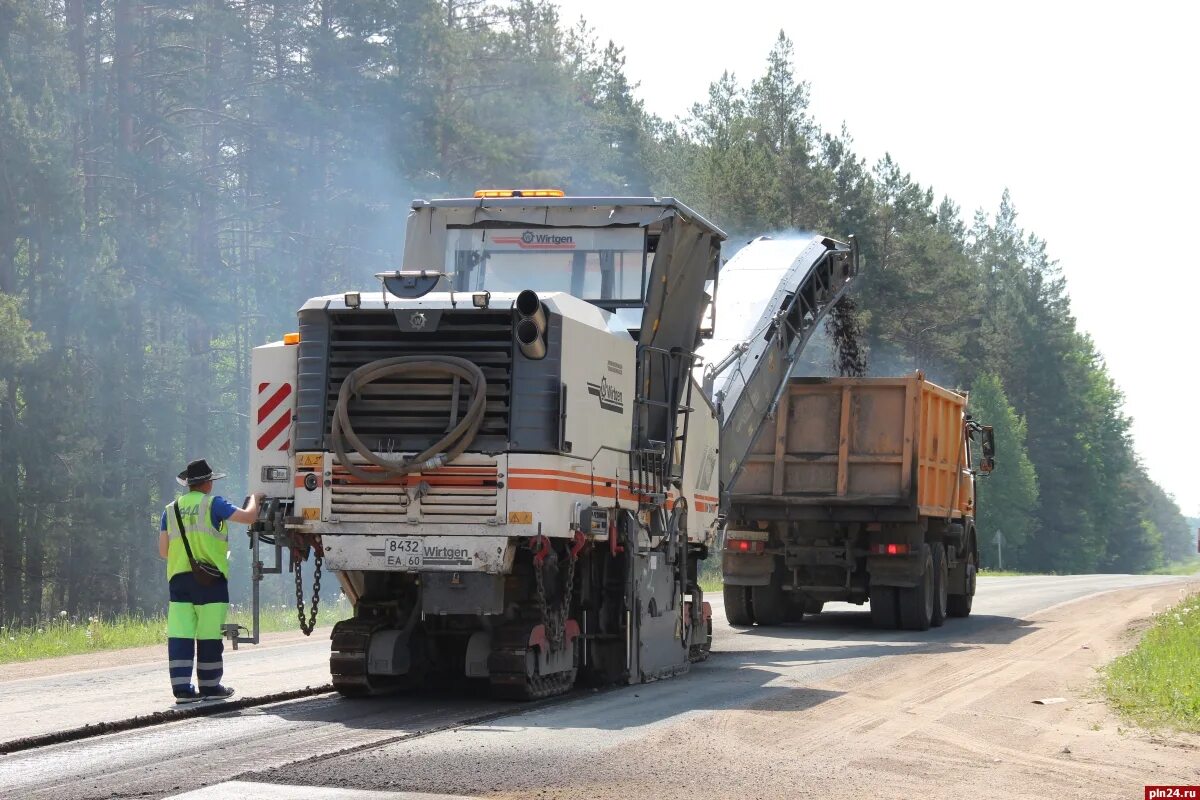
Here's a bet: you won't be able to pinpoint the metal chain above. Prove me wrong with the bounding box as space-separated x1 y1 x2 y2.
533 551 554 647
558 552 576 651
533 540 578 652
294 552 322 636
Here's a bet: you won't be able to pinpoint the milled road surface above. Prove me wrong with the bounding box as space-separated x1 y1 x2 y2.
1 574 1195 800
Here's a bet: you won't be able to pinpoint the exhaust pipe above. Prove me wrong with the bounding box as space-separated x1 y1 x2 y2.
515 289 547 359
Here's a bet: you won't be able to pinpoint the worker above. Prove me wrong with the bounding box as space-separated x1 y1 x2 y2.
159 458 263 704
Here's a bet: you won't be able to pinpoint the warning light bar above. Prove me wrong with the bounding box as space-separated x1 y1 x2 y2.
726 538 766 555
869 543 911 555
474 189 565 198
283 332 300 345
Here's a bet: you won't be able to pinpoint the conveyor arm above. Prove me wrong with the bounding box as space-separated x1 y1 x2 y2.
697 235 859 494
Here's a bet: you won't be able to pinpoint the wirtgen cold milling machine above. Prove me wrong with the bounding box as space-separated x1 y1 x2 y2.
241 190 858 699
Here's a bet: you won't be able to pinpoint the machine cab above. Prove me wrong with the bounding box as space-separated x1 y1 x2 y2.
399 189 725 342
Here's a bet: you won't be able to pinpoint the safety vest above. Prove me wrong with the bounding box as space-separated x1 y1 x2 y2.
164 491 230 580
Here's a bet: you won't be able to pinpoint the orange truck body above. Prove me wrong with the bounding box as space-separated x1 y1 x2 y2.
734 372 974 518
722 372 986 629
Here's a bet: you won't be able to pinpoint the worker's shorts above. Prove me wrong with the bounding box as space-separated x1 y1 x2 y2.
166 572 229 640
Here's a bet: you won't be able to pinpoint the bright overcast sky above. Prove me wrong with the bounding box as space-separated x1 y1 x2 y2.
555 0 1200 516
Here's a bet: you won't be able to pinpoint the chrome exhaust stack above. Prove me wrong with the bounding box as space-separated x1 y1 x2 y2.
515 289 547 359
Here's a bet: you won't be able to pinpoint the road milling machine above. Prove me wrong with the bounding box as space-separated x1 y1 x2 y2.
241 190 858 699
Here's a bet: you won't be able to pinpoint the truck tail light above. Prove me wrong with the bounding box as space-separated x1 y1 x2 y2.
870 543 910 555
727 538 765 555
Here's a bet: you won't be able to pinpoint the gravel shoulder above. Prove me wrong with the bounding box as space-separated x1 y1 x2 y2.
492 578 1200 800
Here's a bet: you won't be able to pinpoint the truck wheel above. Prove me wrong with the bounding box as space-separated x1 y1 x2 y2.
870 586 898 628
750 581 787 626
723 584 754 626
897 544 934 631
785 594 806 623
803 598 824 614
930 543 948 628
947 543 976 618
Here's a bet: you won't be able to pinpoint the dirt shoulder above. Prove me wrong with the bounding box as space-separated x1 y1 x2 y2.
506 578 1200 800
0 628 320 683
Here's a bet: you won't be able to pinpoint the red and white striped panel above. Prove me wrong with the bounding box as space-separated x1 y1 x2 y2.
256 382 293 451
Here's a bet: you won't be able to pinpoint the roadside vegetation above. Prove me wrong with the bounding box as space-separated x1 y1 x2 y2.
0 598 352 666
978 569 1043 577
1103 593 1200 732
1150 558 1200 576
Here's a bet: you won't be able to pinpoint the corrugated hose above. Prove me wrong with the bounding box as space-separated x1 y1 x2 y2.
331 355 487 482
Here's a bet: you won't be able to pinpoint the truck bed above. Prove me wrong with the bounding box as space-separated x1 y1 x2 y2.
730 373 971 519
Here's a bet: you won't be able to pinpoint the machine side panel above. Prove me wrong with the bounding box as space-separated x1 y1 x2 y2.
248 341 299 497
559 315 636 462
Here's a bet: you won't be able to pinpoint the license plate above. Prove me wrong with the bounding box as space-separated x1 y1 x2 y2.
382 537 423 569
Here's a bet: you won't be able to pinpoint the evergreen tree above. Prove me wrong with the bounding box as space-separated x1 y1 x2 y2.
968 374 1038 568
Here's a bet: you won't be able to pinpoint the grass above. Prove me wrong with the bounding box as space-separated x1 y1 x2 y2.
1103 592 1200 733
1150 558 1200 576
0 597 352 666
978 568 1047 577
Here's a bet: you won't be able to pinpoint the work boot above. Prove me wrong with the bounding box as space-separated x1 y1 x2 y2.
200 685 236 701
174 687 203 705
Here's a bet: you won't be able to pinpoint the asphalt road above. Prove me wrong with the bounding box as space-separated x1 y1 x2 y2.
0 574 1188 800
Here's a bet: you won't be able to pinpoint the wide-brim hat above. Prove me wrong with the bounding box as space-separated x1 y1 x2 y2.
177 458 228 487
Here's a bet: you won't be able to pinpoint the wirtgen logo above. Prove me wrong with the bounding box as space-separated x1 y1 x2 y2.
492 232 576 249
587 377 624 413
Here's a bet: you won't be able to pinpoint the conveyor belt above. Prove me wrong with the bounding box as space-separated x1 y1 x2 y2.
697 235 858 493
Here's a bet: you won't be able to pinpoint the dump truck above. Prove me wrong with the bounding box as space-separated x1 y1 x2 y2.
721 372 995 630
239 192 858 698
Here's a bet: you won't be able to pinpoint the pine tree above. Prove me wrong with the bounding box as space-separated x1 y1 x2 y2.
968 374 1038 567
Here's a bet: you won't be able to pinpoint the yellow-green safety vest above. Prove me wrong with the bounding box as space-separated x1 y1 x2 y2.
164 491 230 580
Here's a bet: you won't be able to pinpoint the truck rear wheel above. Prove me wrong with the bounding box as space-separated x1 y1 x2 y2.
930 543 948 628
897 544 934 631
947 543 976 618
785 597 806 624
723 584 754 626
750 579 787 626
869 586 899 629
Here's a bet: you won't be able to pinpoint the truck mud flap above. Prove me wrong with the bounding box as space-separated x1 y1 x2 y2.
866 554 924 588
721 551 772 586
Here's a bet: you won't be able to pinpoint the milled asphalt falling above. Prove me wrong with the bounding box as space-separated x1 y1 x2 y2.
0 574 1188 800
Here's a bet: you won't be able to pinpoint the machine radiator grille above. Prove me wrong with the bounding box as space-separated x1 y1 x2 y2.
329 454 502 525
325 310 513 453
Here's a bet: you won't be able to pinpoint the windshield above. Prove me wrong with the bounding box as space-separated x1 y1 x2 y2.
446 227 647 303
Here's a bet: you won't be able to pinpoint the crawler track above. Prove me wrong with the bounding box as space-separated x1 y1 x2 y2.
329 617 400 696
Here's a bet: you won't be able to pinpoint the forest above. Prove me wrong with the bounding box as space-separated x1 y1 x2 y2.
0 0 1193 623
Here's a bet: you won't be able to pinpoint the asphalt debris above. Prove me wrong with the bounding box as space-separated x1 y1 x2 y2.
827 295 867 377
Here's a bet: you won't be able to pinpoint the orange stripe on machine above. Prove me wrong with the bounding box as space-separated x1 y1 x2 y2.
507 475 640 503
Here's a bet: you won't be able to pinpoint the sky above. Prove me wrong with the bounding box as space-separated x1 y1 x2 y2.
555 0 1200 517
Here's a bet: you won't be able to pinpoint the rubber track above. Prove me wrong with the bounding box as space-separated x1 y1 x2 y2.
0 684 334 755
